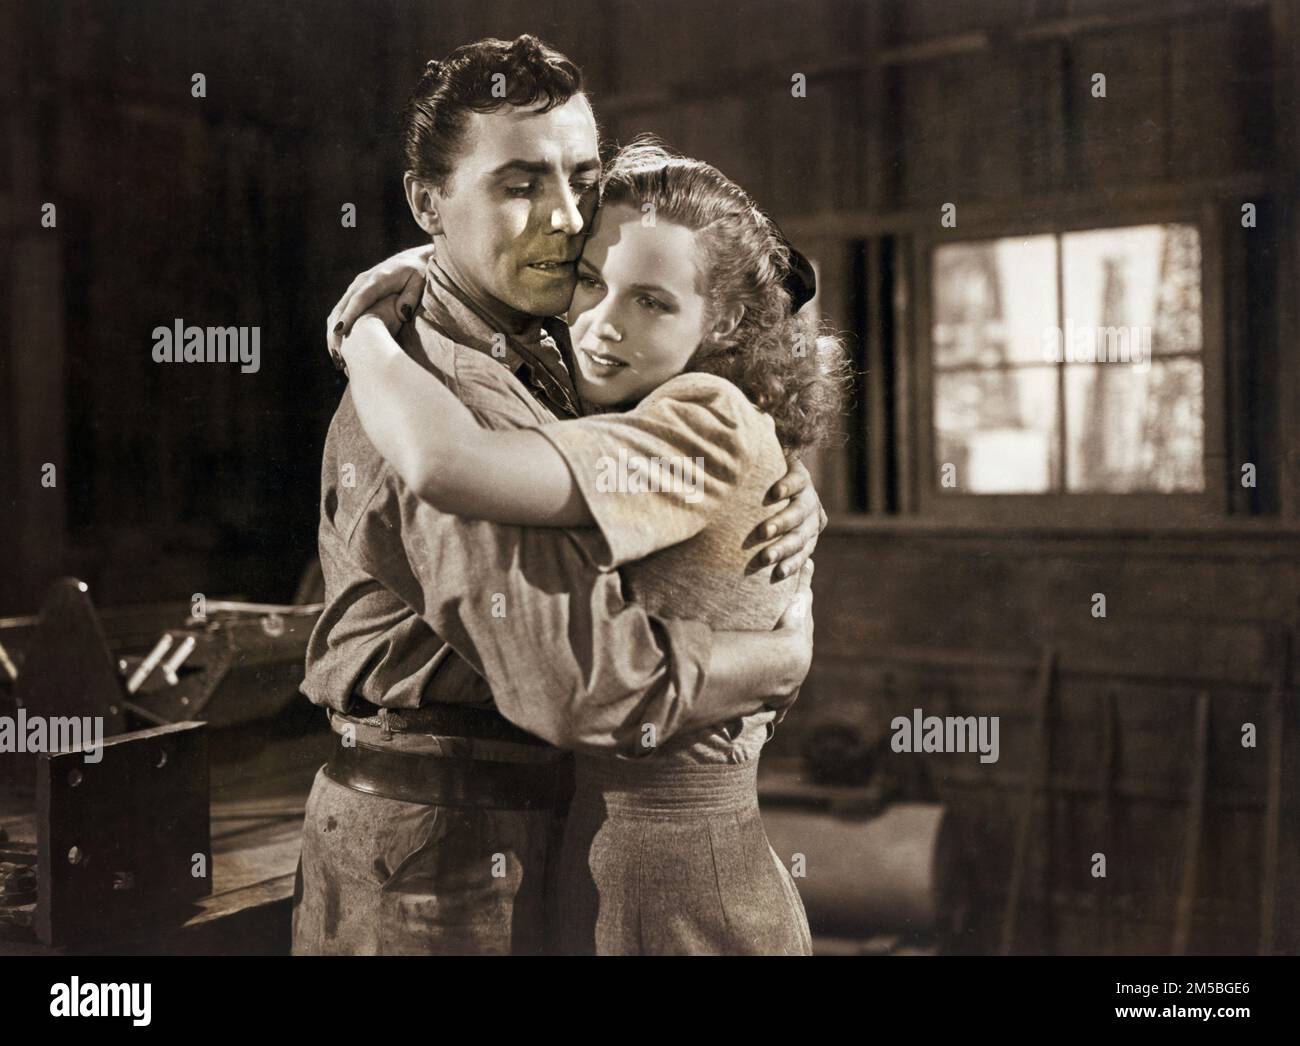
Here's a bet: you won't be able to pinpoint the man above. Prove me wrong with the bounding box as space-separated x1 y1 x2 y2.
292 34 824 955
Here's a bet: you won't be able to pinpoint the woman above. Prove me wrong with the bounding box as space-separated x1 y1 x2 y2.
334 140 847 954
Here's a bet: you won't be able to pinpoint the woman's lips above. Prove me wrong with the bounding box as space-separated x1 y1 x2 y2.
579 346 628 372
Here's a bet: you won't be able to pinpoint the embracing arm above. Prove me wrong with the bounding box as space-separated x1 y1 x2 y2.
342 314 593 526
361 478 813 756
329 247 826 572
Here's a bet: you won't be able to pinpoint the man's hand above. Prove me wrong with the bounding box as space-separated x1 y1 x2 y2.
680 560 816 735
767 560 816 719
748 457 827 580
327 244 435 361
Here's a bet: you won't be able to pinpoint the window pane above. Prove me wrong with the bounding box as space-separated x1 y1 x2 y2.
1062 224 1202 358
1064 360 1204 492
933 236 1058 368
936 367 1058 493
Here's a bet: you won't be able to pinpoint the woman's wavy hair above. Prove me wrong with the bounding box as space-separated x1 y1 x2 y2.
599 138 851 452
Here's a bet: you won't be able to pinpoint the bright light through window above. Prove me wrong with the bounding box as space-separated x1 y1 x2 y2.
932 224 1204 494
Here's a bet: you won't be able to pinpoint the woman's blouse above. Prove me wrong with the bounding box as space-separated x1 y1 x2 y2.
536 372 800 764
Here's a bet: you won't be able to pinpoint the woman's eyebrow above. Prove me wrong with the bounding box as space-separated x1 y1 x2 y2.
630 283 679 305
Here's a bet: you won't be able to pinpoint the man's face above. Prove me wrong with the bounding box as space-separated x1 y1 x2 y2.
431 94 600 322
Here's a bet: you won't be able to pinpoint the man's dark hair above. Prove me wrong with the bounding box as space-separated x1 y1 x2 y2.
402 34 586 192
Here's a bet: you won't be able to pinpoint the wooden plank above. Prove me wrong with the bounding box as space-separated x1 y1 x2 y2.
1000 646 1056 955
1169 15 1266 178
861 1 892 214
1098 689 1119 953
1272 0 1300 521
1259 626 1289 953
865 237 889 513
780 171 1274 240
897 234 920 513
1172 691 1211 954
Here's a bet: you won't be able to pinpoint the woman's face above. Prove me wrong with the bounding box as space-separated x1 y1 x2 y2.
566 201 710 406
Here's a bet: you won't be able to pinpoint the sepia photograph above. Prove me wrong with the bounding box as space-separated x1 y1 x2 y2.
0 0 1296 1022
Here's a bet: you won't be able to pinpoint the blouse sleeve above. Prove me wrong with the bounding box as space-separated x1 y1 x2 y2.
533 372 765 568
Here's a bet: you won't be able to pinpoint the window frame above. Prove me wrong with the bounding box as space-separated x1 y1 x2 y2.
911 199 1228 528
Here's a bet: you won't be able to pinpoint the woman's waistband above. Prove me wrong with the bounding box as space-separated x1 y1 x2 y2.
572 754 759 817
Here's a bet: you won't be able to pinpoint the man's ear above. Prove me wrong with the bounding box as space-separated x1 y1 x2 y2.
404 172 445 237
708 302 744 344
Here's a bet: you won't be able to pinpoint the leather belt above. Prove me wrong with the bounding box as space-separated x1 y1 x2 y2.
325 734 573 811
345 698 551 747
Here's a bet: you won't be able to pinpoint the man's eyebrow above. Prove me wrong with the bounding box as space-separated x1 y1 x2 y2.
489 158 602 178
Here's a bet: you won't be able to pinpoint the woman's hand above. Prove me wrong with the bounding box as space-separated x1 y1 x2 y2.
333 298 406 376
748 458 827 580
327 244 434 363
355 298 405 339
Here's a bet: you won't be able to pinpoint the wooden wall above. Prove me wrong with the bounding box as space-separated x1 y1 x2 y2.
3 0 1296 953
563 0 1298 953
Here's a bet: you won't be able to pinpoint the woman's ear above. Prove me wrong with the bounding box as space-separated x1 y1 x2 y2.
404 172 445 237
708 302 744 343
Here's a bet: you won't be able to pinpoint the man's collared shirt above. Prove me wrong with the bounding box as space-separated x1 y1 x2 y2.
301 259 714 757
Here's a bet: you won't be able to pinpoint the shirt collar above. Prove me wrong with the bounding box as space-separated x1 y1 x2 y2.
418 253 584 418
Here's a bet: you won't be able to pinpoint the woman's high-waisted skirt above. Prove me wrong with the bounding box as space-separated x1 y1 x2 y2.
547 754 813 955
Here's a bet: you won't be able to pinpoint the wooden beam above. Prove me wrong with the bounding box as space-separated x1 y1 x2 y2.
780 172 1276 241
1017 0 1268 42
875 32 990 67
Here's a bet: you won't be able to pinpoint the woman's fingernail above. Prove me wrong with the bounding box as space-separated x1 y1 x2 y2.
763 523 776 538
765 549 778 564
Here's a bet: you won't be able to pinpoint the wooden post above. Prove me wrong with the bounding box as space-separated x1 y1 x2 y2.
1172 690 1211 955
1000 646 1056 955
1098 690 1119 954
1259 624 1290 954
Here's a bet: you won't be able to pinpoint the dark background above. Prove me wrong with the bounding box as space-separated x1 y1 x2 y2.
3 0 1299 954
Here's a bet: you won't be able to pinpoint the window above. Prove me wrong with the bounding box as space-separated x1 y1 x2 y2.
930 223 1205 497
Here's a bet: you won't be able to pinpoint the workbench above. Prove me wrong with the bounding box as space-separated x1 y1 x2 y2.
0 703 332 955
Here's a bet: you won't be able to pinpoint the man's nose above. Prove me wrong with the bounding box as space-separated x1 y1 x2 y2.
549 184 585 236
